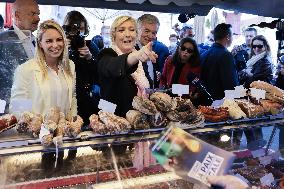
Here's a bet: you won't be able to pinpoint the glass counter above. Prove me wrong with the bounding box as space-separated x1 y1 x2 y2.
0 115 283 188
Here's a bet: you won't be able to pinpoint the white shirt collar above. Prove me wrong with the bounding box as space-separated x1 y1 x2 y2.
12 24 35 59
13 24 32 41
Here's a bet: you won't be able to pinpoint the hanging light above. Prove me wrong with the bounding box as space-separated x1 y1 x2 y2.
220 134 230 142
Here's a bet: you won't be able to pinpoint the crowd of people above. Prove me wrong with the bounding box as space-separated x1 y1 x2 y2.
1 0 283 188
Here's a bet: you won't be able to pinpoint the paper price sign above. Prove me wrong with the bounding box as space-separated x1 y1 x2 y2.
211 99 224 108
251 148 265 158
172 84 189 96
260 173 274 186
98 99 117 113
271 150 281 160
235 174 249 184
234 85 247 98
39 125 51 140
224 90 236 99
259 156 272 166
250 88 266 100
0 99 6 113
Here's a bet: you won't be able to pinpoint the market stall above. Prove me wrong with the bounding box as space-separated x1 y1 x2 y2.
0 115 284 188
1 81 284 188
0 1 284 188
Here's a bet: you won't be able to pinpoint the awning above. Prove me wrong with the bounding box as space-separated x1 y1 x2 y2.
0 0 283 18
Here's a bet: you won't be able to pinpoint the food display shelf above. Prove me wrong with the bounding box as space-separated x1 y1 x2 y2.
0 114 283 156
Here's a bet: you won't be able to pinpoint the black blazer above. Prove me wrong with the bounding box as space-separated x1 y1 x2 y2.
241 56 273 88
69 40 99 123
97 48 138 117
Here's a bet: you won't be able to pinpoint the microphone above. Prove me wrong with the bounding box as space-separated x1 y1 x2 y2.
187 73 214 103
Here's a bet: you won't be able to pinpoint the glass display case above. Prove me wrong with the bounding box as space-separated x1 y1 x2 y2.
0 115 283 189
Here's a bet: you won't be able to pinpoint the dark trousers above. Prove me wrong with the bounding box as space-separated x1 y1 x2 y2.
279 126 284 155
244 128 266 150
41 151 64 172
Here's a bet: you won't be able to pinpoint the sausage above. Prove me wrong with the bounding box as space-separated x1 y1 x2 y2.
198 106 229 122
0 114 17 131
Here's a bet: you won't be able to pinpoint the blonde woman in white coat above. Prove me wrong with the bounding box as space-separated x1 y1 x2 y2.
10 20 77 119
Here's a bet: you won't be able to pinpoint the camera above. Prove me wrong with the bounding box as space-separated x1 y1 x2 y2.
62 24 85 51
276 20 284 41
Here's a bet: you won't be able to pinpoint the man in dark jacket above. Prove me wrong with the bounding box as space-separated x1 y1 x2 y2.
231 27 257 73
137 14 169 88
201 23 239 104
200 23 241 148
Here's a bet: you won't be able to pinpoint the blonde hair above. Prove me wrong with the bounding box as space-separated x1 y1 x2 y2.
110 16 137 44
35 20 72 80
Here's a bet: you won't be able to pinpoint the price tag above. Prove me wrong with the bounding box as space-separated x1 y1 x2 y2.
10 99 32 112
172 84 189 96
251 148 265 158
272 151 281 160
234 85 247 98
250 88 266 100
235 173 250 184
224 90 236 99
211 99 225 108
0 99 6 113
259 156 272 165
271 150 281 160
98 99 117 113
39 125 51 140
260 173 274 186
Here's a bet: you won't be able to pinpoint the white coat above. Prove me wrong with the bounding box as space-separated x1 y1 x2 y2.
10 58 77 118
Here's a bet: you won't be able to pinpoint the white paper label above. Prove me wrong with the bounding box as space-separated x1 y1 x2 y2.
10 99 32 112
98 99 117 113
250 88 266 100
39 125 51 140
235 173 250 184
251 148 265 158
234 85 247 98
224 90 236 99
211 99 224 108
0 99 6 113
271 150 281 160
172 84 189 96
259 156 272 166
260 173 274 186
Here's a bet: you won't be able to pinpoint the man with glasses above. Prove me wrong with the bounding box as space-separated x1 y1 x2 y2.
0 0 40 112
136 14 169 88
231 27 257 73
179 24 195 39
